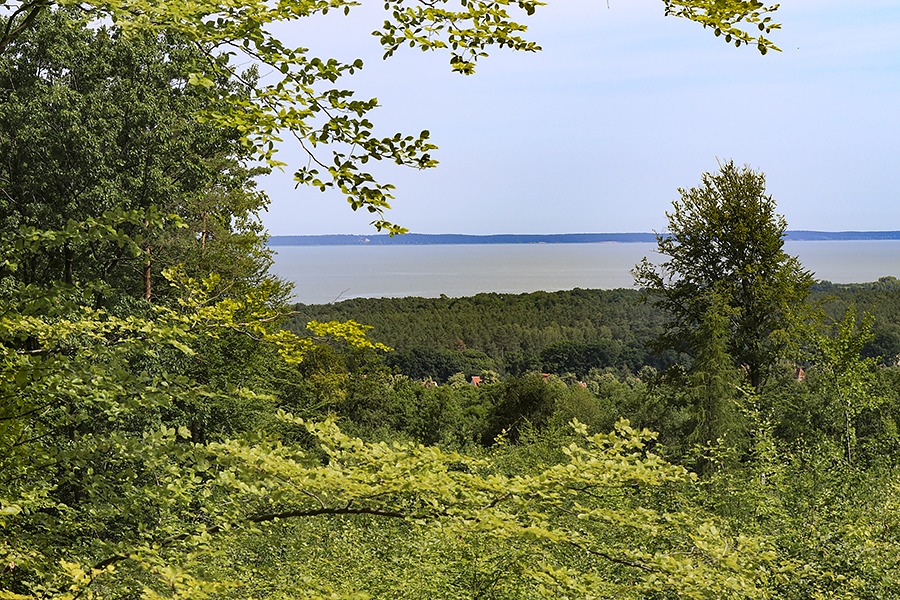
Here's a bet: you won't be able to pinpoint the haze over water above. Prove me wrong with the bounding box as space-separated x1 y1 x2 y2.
271 241 900 305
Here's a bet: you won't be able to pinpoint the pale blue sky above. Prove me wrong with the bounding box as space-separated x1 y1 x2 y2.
260 1 900 235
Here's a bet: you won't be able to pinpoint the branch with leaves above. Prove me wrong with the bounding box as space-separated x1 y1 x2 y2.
1 0 780 232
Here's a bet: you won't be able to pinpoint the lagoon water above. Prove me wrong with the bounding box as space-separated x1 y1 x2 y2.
270 240 900 305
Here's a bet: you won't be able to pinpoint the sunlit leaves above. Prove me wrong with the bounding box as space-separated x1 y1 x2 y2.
375 0 544 74
663 0 781 54
192 416 779 598
0 266 394 597
806 305 882 464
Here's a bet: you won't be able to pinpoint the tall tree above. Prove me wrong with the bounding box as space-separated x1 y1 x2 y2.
633 161 814 391
807 305 881 465
686 288 745 465
0 11 275 307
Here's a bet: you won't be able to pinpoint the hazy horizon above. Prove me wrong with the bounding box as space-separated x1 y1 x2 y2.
267 229 900 238
271 240 900 304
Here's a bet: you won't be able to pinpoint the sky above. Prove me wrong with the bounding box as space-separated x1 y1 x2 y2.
259 0 900 235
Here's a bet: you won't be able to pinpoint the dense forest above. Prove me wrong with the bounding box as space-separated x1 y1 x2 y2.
289 288 676 377
5 3 900 600
288 277 900 380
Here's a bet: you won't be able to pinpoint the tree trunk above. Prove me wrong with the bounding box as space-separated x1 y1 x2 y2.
64 243 74 285
143 245 152 301
200 211 207 253
844 398 853 466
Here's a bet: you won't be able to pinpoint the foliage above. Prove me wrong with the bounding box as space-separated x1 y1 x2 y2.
811 278 900 366
663 0 781 54
804 305 882 465
0 11 276 305
0 271 390 599
193 416 786 599
480 374 568 443
692 429 900 599
6 259 900 597
633 161 814 391
685 290 745 455
386 346 499 382
289 288 677 377
8 0 900 596
0 281 791 598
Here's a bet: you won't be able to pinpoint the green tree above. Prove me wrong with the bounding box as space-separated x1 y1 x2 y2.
15 3 888 598
0 11 275 306
685 289 745 467
481 374 567 443
634 161 814 391
0 273 393 599
807 305 882 465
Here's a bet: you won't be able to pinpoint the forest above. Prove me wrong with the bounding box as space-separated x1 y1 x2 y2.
4 1 900 599
289 278 900 379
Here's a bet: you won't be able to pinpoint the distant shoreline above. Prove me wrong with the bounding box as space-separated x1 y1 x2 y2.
268 231 900 247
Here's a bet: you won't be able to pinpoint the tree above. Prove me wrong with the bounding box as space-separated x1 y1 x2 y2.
685 289 746 468
807 305 882 465
0 1 782 232
633 161 814 391
0 272 392 599
0 11 276 306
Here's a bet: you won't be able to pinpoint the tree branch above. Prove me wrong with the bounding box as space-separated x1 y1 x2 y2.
0 0 49 54
89 504 409 574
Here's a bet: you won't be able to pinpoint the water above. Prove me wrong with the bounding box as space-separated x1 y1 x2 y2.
270 240 900 305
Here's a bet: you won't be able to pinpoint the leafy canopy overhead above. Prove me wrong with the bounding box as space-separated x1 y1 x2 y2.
1 0 781 233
